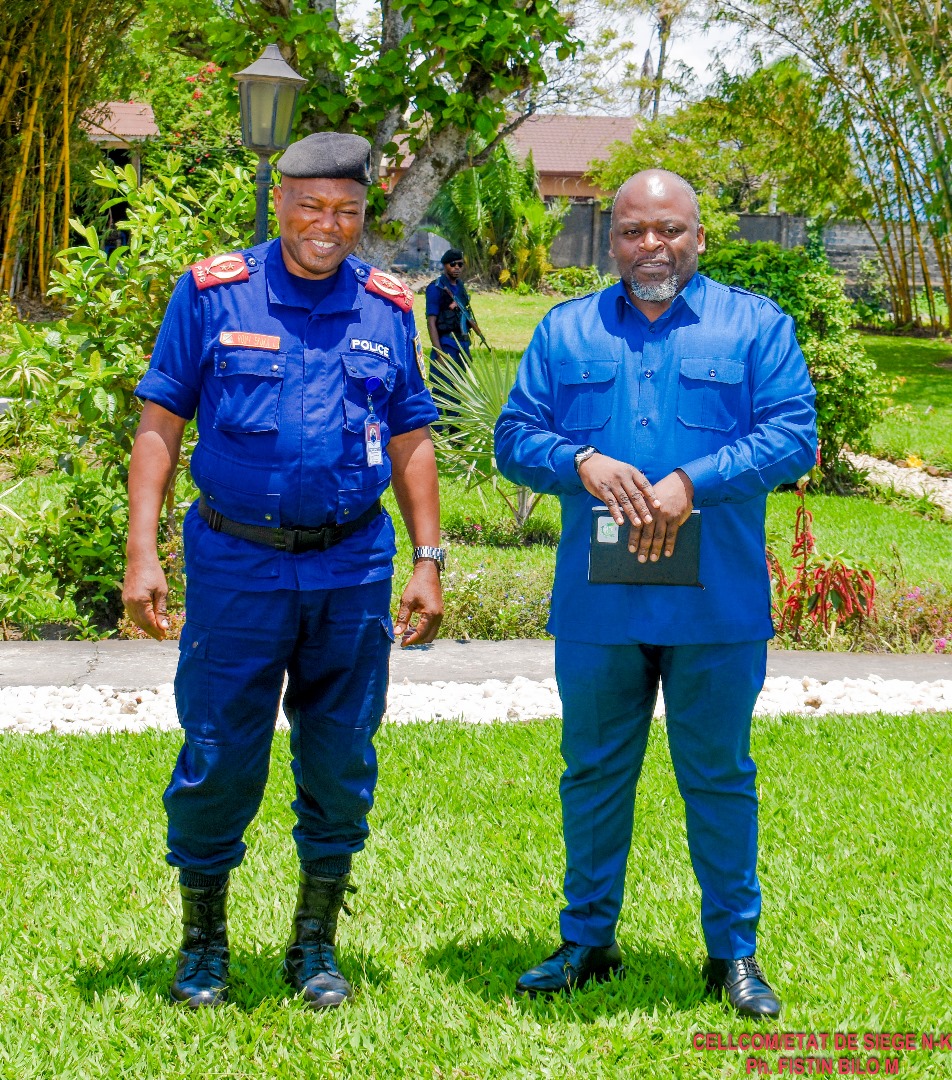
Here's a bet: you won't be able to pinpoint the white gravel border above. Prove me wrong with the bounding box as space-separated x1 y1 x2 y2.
1 675 951 734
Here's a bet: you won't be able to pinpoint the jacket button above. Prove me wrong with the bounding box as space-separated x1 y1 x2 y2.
343 509 350 516
582 371 589 379
641 418 648 426
644 370 653 378
271 364 279 372
264 514 272 521
710 369 716 377
191 641 199 649
219 361 226 369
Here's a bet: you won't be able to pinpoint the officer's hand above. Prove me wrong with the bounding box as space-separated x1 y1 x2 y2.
627 469 694 562
394 562 443 647
578 454 660 529
122 555 170 640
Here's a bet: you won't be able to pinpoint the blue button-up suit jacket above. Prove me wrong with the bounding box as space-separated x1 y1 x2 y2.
494 274 818 644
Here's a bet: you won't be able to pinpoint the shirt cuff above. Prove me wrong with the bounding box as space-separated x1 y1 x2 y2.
134 369 197 420
679 455 722 507
554 443 586 493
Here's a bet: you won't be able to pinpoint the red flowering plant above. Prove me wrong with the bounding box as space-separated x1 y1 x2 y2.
768 482 876 641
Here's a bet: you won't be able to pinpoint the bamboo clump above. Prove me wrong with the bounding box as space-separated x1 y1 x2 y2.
0 0 140 298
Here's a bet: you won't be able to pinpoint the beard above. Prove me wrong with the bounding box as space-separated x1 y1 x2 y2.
629 270 680 303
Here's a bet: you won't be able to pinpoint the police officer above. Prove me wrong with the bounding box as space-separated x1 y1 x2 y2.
122 132 446 1010
425 249 484 368
494 170 817 1017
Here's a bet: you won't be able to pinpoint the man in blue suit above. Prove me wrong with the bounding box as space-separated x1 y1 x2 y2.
494 169 817 1017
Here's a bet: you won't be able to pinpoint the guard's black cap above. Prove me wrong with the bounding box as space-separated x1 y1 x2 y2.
442 248 465 264
276 132 373 185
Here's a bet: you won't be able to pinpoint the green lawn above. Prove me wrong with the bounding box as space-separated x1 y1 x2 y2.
767 490 952 587
2 715 950 1078
862 333 952 468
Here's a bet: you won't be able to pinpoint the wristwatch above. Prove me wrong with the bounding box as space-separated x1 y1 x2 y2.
412 545 446 572
574 445 600 473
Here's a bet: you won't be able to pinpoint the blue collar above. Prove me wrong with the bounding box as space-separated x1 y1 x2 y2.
266 240 363 314
614 271 704 325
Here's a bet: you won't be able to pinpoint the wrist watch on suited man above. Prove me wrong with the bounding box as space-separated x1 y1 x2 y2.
413 545 446 572
574 445 599 473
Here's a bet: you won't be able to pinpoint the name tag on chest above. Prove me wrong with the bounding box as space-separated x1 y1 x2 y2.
219 331 281 350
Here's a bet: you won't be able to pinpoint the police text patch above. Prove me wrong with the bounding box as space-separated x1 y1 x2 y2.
349 338 391 360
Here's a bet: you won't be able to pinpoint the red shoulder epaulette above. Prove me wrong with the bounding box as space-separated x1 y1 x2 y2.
190 252 250 290
365 268 415 313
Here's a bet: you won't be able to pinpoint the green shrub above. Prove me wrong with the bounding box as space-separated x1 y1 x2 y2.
0 157 255 632
543 265 615 297
440 562 552 639
700 241 885 470
0 156 255 478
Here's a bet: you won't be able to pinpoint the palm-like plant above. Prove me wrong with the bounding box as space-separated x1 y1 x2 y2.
428 344 544 529
429 143 567 289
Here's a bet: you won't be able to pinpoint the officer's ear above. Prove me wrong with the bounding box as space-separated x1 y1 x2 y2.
273 184 284 215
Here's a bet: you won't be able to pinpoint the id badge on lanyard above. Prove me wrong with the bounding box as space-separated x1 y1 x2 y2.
364 377 383 466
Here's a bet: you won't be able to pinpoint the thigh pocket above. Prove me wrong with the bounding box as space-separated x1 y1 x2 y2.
174 623 210 735
557 360 618 432
676 357 744 433
213 347 287 433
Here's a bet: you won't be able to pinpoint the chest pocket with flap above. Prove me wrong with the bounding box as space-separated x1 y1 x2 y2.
558 360 618 432
676 357 745 434
342 351 397 433
212 347 287 433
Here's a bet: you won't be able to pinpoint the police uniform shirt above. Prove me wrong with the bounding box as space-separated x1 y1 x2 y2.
494 273 818 645
136 238 438 591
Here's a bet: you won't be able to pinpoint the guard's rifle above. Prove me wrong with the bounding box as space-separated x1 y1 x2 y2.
441 282 491 350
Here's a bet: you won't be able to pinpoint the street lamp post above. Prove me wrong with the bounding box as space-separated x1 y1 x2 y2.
234 44 307 245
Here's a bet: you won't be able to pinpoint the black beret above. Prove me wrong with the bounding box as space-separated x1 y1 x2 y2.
276 132 373 185
442 249 464 264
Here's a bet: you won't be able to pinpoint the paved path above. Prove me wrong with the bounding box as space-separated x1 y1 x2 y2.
1 639 950 689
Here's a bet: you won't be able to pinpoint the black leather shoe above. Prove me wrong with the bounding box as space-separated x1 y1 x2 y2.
703 955 781 1018
170 880 230 1007
284 870 356 1009
516 940 625 996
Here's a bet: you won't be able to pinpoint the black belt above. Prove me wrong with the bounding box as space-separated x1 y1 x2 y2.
198 497 382 553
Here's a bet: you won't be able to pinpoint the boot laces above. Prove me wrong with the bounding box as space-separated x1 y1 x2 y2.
181 930 226 978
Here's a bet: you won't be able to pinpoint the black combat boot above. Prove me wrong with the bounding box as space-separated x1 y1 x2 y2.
170 877 230 1007
283 870 356 1009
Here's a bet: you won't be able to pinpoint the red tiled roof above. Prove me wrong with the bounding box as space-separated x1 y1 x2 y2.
82 102 160 146
509 114 638 176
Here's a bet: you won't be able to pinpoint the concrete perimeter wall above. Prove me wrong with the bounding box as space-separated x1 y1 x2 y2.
548 203 946 292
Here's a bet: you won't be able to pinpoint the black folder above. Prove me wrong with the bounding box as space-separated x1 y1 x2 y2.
588 507 702 586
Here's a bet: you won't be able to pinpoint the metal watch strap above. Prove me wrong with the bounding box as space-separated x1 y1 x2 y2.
412 545 446 571
574 445 599 473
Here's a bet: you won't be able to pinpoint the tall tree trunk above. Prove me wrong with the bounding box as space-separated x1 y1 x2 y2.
61 7 72 253
653 13 672 120
360 123 471 267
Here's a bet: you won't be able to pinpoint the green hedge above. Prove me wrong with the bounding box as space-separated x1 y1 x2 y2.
701 241 884 471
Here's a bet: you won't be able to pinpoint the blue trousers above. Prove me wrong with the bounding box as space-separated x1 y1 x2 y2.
164 575 393 876
555 639 767 959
